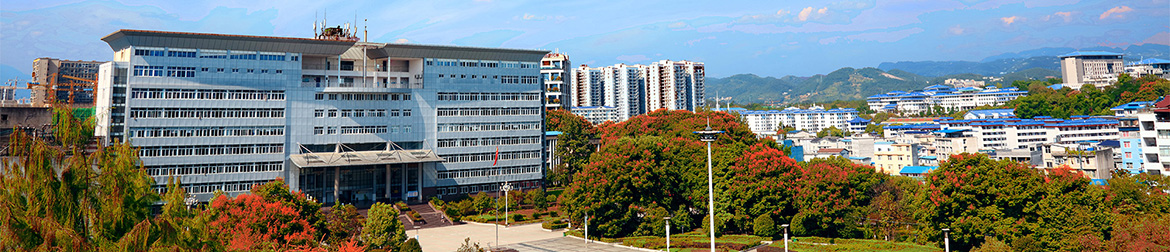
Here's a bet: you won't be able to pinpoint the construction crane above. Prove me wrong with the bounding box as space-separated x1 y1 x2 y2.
27 73 96 106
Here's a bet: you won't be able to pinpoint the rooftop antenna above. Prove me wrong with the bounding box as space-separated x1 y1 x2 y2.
364 18 368 43
314 11 318 37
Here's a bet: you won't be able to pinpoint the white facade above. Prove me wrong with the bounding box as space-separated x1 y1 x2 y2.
541 53 571 110
736 106 860 137
1059 51 1124 89
571 106 620 125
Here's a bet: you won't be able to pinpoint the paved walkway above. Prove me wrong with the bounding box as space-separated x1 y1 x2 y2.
415 222 564 252
505 237 648 252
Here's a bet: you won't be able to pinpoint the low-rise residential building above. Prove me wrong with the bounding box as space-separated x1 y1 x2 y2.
571 106 620 125
898 165 937 179
873 141 919 175
1138 96 1170 175
813 148 850 160
1114 101 1152 173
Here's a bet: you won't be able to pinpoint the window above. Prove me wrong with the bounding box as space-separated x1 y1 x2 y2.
167 51 196 58
166 67 196 78
217 68 224 72
200 68 209 72
133 66 164 77
230 51 257 60
134 48 164 57
328 109 337 117
314 109 325 118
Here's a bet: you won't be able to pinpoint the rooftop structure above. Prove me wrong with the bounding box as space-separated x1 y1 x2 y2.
867 85 1026 114
1125 58 1170 79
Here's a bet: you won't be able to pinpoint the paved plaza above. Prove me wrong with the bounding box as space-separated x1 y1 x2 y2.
506 237 648 252
415 222 564 252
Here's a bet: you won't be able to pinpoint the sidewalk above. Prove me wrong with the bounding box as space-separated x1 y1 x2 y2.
415 222 564 252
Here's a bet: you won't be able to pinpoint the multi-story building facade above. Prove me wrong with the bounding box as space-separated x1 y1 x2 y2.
31 58 106 106
1114 101 1152 173
873 141 919 175
569 60 701 123
1138 96 1170 175
93 29 548 204
571 106 620 125
1125 58 1170 79
736 106 859 137
867 85 1027 114
1059 51 1124 89
541 53 571 110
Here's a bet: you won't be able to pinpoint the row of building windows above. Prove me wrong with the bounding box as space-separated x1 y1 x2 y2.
437 136 541 148
196 67 283 74
128 108 285 119
313 109 411 118
501 75 540 84
426 58 538 69
146 161 283 177
436 107 540 117
314 93 411 101
132 66 196 77
152 179 273 195
138 144 284 157
312 125 411 135
437 92 540 101
437 122 540 132
435 165 540 180
131 88 285 100
442 150 541 163
435 180 540 196
130 126 284 138
134 47 299 61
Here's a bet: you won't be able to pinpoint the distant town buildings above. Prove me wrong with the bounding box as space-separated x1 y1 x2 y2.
867 85 1026 114
1059 51 1124 89
1125 58 1170 79
944 78 984 88
569 60 703 123
541 53 571 110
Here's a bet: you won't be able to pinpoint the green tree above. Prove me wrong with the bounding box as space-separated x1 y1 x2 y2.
864 123 884 136
546 109 599 186
816 126 847 138
0 108 158 251
529 189 549 211
326 204 364 245
472 191 493 214
399 238 422 252
753 214 777 238
362 202 407 250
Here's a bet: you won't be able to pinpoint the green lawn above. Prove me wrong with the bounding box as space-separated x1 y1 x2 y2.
766 237 942 252
566 230 768 251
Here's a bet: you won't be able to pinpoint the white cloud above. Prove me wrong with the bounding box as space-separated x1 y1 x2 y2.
798 7 813 22
1100 6 1133 20
615 54 651 62
948 25 965 35
1001 16 1020 26
393 38 409 43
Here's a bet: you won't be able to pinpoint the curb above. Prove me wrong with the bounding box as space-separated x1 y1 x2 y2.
563 235 661 252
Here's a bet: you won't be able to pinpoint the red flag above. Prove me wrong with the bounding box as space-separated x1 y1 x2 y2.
493 146 499 166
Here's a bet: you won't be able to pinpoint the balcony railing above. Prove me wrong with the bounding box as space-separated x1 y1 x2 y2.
302 64 411 72
301 80 423 89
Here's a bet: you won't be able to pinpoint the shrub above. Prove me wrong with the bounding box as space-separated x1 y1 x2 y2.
549 211 559 217
399 238 422 252
510 213 525 222
361 202 406 250
530 212 542 219
754 214 777 239
542 220 568 230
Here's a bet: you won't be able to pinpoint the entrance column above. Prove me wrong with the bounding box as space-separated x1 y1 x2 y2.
417 164 424 201
400 164 407 202
333 167 340 205
390 164 400 201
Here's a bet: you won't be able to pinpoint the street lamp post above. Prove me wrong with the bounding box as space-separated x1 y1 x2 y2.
694 121 723 252
502 182 513 226
942 228 951 252
665 216 672 252
781 224 790 252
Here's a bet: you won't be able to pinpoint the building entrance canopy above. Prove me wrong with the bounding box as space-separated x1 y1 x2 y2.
290 148 444 168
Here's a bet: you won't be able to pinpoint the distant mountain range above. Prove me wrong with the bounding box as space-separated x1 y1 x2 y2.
707 44 1165 105
878 44 1170 77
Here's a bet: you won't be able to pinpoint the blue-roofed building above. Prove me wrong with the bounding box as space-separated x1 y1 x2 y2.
1059 51 1124 89
1113 100 1154 174
866 85 1026 114
964 108 1016 120
898 166 937 179
734 105 860 137
847 117 872 133
1126 58 1170 79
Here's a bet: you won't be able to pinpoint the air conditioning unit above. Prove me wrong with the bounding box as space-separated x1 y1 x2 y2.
414 74 422 79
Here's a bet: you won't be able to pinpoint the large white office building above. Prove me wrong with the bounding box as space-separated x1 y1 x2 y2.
569 60 703 123
867 85 1027 114
94 29 548 204
1059 51 1124 89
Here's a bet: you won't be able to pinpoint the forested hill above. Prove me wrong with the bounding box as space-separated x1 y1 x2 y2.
877 44 1170 77
706 67 931 104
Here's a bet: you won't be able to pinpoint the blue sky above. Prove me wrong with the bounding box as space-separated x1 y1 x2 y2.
1 0 1167 80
